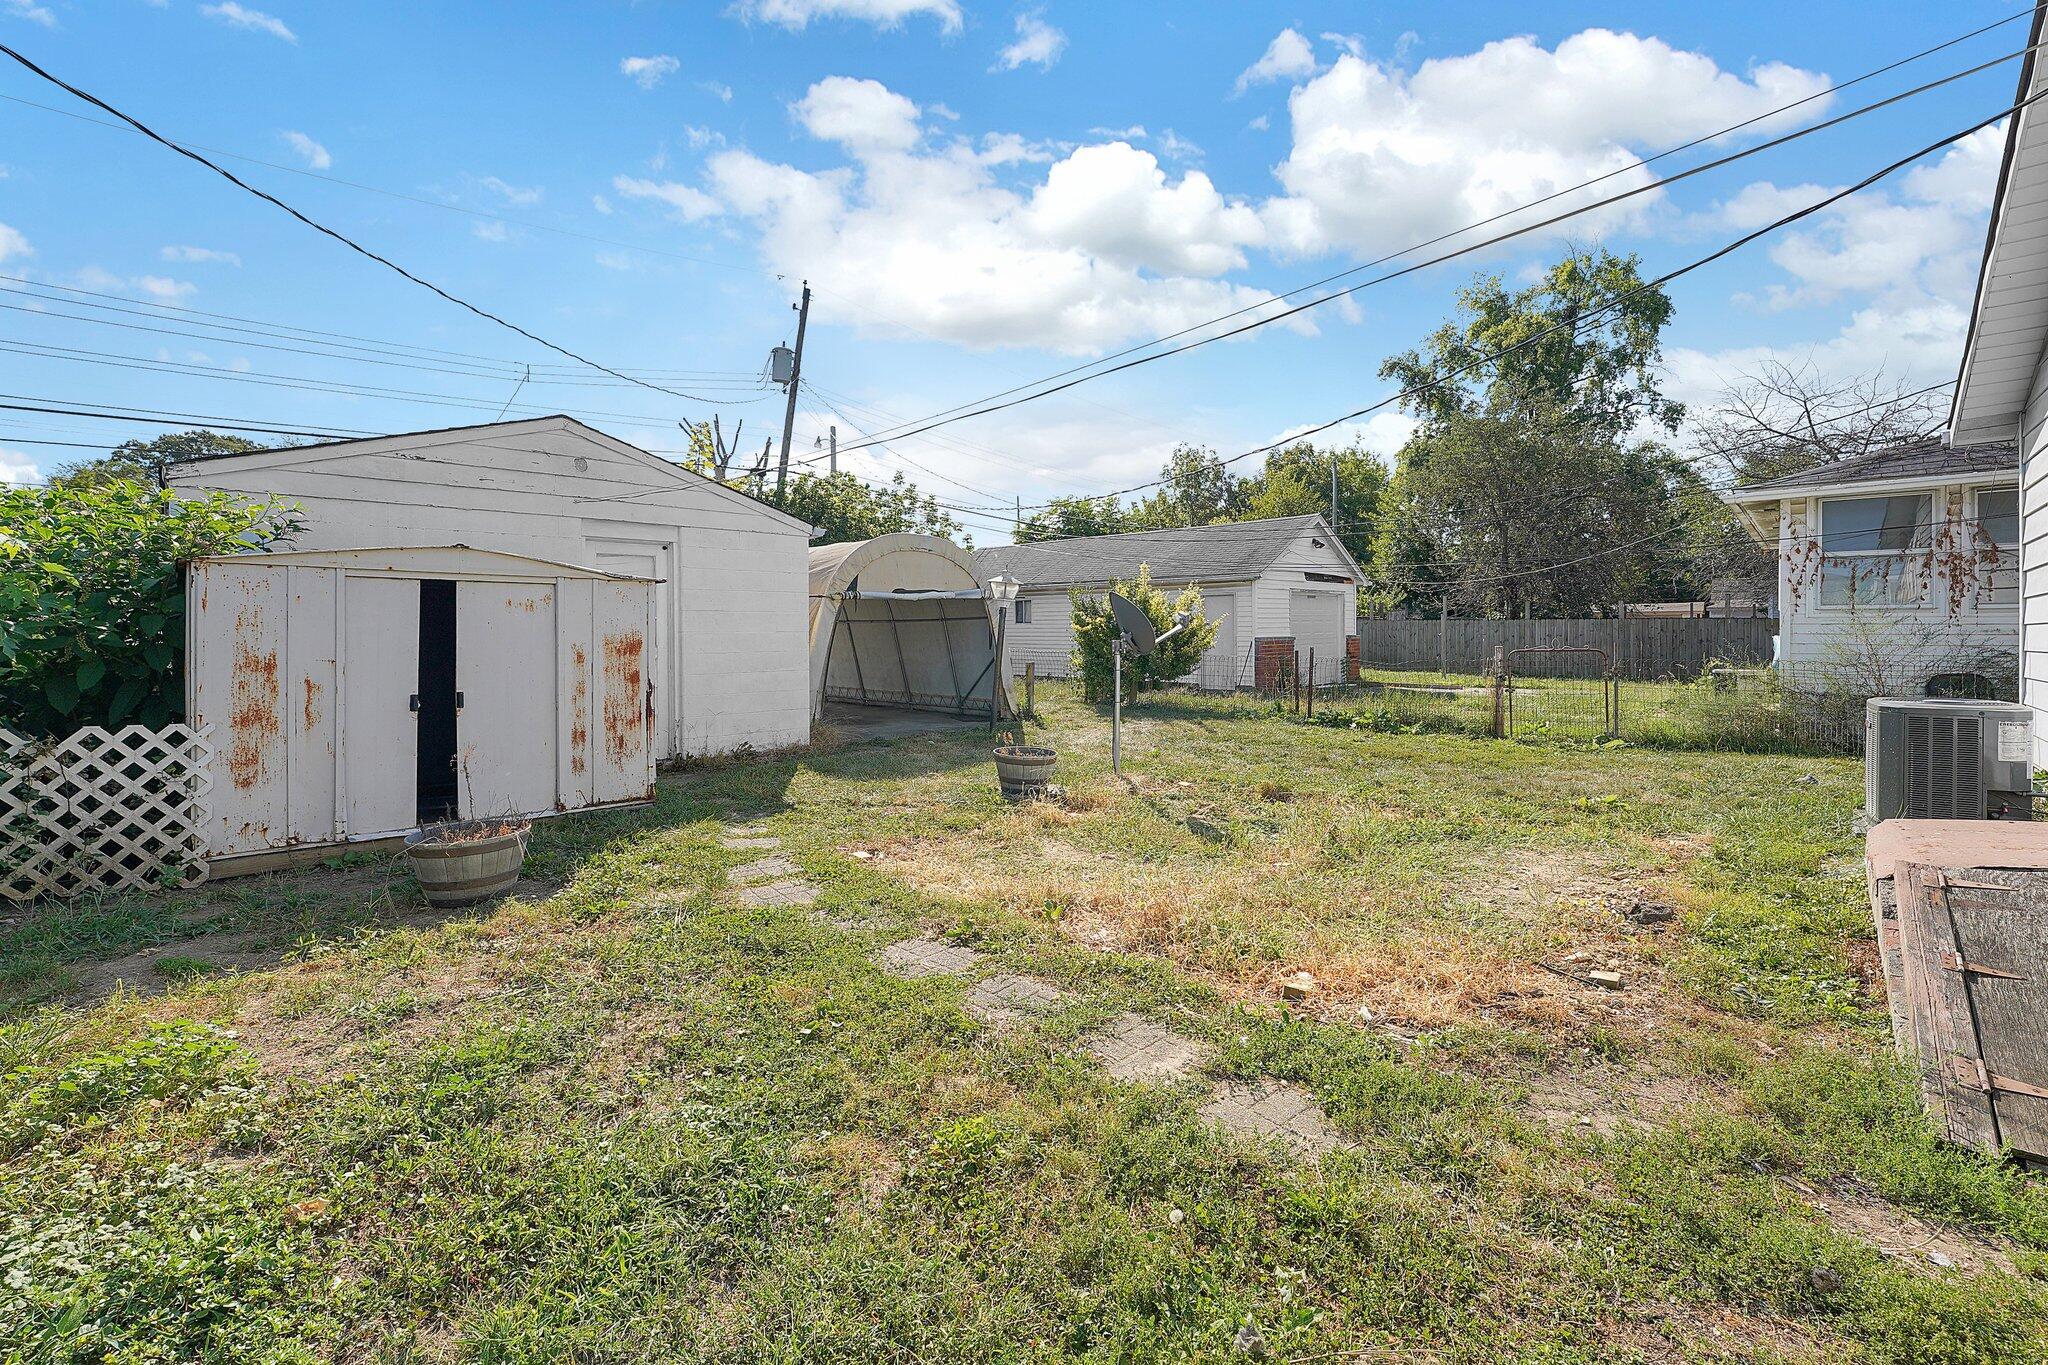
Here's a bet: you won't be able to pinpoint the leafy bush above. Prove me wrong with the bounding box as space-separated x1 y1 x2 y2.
1071 565 1219 701
0 480 300 735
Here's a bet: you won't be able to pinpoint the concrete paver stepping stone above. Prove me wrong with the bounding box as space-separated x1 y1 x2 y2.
737 879 819 908
719 834 781 850
876 936 982 978
1198 1079 1349 1159
730 854 799 883
964 973 1065 1026
1084 1013 1212 1082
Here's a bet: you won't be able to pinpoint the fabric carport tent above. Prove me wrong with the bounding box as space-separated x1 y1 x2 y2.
806 534 1009 719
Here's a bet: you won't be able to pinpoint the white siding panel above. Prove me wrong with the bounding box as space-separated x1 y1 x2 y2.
2022 354 2048 767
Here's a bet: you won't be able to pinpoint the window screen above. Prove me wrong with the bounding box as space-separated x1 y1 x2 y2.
1820 495 1930 554
1977 487 2019 547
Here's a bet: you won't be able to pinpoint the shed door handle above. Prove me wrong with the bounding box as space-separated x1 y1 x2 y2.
409 694 421 713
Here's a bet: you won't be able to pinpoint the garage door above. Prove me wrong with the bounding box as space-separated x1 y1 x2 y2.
1289 590 1347 685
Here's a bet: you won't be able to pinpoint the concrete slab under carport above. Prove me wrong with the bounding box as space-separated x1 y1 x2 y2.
819 702 991 742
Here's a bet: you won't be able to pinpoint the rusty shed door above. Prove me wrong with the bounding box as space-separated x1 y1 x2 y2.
342 575 420 839
455 581 559 819
591 580 655 804
189 560 288 856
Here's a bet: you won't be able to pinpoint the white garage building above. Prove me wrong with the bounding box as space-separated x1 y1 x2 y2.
170 416 813 762
972 515 1363 690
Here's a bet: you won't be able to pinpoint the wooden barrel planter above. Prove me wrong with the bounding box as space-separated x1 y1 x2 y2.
404 820 530 908
993 745 1057 802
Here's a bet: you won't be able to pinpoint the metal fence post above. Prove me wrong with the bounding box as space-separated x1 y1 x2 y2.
1306 648 1315 718
1024 661 1035 716
1489 645 1506 739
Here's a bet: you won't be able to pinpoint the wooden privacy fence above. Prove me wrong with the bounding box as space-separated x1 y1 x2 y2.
1357 616 1774 680
0 723 213 903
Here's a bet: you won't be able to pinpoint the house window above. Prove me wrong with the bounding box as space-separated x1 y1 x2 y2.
1816 493 1930 607
1976 485 2020 605
1014 597 1033 624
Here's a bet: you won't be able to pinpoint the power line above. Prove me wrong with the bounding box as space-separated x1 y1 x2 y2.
837 30 2041 457
982 95 2039 518
0 42 732 407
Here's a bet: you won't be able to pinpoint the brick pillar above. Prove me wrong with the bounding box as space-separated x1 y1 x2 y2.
1254 637 1295 693
1345 634 1361 683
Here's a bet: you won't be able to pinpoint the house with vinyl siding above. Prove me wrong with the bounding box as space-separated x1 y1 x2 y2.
1722 438 2020 695
1948 1 2048 766
971 515 1364 689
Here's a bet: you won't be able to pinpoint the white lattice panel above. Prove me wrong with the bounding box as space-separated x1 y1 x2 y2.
0 723 213 902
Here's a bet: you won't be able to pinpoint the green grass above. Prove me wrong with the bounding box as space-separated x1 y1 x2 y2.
2 685 2044 1362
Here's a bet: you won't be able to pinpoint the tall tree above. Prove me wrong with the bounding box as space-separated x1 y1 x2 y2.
1236 443 1387 565
1379 247 1684 441
1373 249 1692 614
1129 445 1241 529
765 470 962 546
1017 495 1135 542
54 430 264 489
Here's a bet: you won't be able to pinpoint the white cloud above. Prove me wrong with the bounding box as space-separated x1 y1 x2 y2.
1247 114 1269 132
3 0 56 28
1667 126 2006 413
619 54 679 89
1262 31 1830 258
281 130 331 170
591 194 613 215
1023 141 1260 276
200 2 296 43
0 222 31 262
161 244 241 266
472 220 510 243
1275 411 1418 462
685 78 1297 354
132 275 196 301
732 0 962 32
1235 28 1317 95
611 174 723 222
478 175 542 207
683 125 726 150
1155 129 1202 163
996 11 1066 71
794 76 924 155
0 447 42 487
595 251 635 271
700 80 735 103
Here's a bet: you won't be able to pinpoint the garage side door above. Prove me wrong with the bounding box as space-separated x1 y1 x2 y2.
591 581 656 804
456 581 558 820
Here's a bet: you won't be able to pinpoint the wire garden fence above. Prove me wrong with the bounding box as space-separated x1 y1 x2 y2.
1162 641 1920 756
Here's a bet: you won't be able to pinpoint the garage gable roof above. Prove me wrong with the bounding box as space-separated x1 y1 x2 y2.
972 515 1356 589
168 415 815 535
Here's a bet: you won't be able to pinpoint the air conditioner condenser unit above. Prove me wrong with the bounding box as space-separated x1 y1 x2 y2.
1865 697 2033 822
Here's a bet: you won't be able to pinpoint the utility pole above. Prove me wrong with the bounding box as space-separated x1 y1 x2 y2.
828 424 837 475
776 280 811 500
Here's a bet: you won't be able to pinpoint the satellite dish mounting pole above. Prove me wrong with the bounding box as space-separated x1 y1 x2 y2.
1112 642 1123 776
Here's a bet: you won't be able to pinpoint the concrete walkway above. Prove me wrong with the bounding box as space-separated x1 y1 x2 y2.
717 819 1350 1162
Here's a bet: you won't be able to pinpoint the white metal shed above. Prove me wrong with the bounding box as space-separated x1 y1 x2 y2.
186 545 657 868
168 416 813 762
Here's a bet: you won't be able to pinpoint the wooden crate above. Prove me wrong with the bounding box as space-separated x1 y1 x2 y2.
1866 821 2048 1164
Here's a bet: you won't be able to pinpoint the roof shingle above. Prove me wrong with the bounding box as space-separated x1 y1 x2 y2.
971 515 1338 588
1731 437 2016 496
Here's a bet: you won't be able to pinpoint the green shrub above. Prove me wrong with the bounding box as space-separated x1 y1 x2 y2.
1071 565 1219 701
0 479 301 735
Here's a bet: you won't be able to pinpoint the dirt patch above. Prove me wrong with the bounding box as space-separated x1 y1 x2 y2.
1599 1301 1829 1362
66 932 287 1007
1784 1175 2019 1278
1522 1063 1714 1138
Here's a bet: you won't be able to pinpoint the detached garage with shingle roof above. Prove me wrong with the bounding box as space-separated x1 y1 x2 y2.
972 514 1363 689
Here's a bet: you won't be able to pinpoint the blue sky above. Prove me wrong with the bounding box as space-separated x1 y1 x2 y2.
0 0 2029 541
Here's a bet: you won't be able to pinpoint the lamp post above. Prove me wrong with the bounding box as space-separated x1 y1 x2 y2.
986 574 1020 731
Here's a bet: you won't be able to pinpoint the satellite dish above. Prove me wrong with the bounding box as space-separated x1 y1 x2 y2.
1109 592 1157 654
